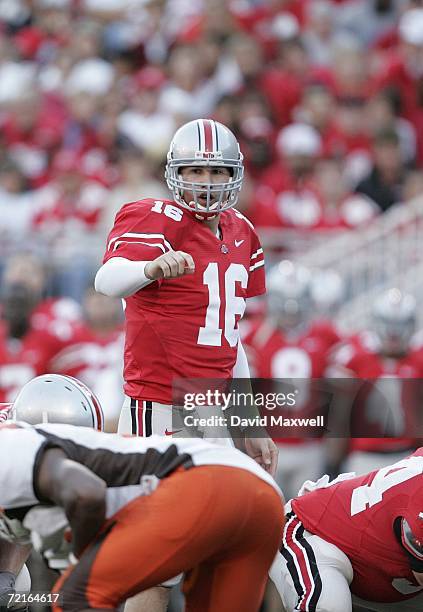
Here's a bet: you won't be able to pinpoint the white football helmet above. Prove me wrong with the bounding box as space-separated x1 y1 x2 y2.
165 119 244 216
267 260 313 330
12 374 104 430
372 288 416 355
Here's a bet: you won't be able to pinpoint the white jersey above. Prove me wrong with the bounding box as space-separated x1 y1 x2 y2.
0 423 281 527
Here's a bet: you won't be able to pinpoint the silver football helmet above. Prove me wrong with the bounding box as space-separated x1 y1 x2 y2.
12 374 104 430
165 119 244 216
372 288 416 355
267 260 313 330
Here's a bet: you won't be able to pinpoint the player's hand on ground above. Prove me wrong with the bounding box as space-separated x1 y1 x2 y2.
245 436 278 477
144 251 195 280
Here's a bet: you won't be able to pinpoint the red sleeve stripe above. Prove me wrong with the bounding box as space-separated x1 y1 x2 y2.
234 209 255 230
108 232 173 252
249 260 265 272
113 240 168 254
251 248 263 260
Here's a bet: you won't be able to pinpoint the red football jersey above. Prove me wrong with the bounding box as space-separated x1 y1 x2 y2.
292 449 423 603
49 323 124 390
0 298 81 402
103 199 266 403
243 319 339 379
243 319 339 442
328 332 422 452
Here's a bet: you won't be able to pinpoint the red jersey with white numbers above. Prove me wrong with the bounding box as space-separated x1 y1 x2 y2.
0 298 81 402
49 323 124 391
327 332 422 452
103 199 265 403
243 319 339 442
292 449 423 603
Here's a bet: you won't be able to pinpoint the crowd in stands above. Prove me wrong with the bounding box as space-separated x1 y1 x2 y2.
0 0 422 296
1 0 423 416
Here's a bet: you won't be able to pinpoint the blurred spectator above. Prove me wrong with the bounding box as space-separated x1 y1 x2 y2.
333 96 373 186
235 90 276 180
355 128 410 211
222 32 265 93
32 150 109 300
1 89 64 187
118 65 175 156
374 7 423 164
101 145 167 234
159 44 220 119
33 149 108 235
178 0 241 46
365 88 417 163
252 123 378 234
251 123 322 229
336 0 401 47
233 0 305 60
0 158 33 244
314 158 378 227
302 0 338 67
0 253 81 402
260 37 312 127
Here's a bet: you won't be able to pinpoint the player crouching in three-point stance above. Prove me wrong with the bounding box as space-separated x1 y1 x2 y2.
0 423 284 612
95 118 277 473
270 449 423 611
0 375 105 610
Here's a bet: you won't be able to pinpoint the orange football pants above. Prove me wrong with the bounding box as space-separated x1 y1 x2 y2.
53 465 284 612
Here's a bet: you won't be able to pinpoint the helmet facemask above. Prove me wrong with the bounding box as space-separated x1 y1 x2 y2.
165 119 244 218
166 160 244 217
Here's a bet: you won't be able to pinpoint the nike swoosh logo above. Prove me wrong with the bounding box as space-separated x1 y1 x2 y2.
235 240 244 247
164 429 182 436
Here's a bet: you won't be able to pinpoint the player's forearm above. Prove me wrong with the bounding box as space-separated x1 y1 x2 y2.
94 257 153 298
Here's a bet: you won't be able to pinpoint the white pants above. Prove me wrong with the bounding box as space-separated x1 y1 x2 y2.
271 508 423 612
270 509 354 612
118 396 235 442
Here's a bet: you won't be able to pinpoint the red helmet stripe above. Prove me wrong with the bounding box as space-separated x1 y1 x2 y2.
203 119 213 152
91 393 104 431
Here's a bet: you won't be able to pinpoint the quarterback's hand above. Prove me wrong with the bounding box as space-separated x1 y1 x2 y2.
244 436 278 477
144 251 195 280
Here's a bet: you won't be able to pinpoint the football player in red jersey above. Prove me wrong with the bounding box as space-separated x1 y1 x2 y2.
95 118 278 612
243 260 340 498
270 449 423 611
49 288 124 432
0 254 81 403
326 288 422 476
95 119 277 467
